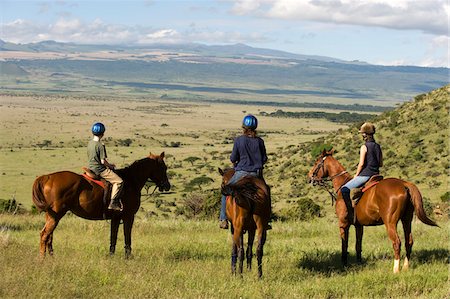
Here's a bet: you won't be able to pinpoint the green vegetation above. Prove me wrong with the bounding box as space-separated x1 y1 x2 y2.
0 215 447 298
261 109 377 124
0 76 448 297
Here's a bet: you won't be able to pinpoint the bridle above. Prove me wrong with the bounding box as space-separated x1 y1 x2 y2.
310 155 349 205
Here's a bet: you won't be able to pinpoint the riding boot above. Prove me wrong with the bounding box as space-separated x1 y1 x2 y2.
219 220 229 229
108 197 123 211
341 187 354 224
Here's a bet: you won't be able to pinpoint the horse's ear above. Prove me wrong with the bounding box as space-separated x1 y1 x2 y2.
218 167 224 176
328 148 335 155
321 149 327 156
160 152 165 159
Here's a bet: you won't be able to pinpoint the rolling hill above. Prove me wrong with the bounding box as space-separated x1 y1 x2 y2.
266 85 449 218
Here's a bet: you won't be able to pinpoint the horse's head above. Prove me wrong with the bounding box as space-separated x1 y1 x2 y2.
218 167 235 193
308 148 335 185
148 152 171 192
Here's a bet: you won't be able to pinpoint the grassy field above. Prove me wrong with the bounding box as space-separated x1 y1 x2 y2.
0 93 345 210
0 89 448 298
0 214 447 298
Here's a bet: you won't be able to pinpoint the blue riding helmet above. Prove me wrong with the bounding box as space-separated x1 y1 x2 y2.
242 114 258 130
91 122 106 136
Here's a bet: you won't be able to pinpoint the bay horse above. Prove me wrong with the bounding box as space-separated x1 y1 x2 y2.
32 152 170 258
308 149 438 273
218 168 271 278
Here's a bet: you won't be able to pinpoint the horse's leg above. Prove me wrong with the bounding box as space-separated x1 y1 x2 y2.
256 227 267 278
401 211 414 271
47 232 54 256
339 225 350 266
238 234 244 275
109 215 121 256
385 222 401 273
232 221 244 276
355 224 364 263
246 229 255 271
39 212 59 257
123 216 135 259
231 238 238 275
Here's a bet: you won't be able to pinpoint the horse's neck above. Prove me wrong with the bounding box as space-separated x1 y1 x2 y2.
118 158 153 188
329 159 351 192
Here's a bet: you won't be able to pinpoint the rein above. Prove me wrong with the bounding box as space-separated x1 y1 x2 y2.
310 156 350 205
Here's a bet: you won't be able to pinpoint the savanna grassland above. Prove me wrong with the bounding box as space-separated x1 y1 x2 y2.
0 215 447 298
0 85 449 298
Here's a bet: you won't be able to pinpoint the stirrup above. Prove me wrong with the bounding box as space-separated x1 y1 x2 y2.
108 199 123 211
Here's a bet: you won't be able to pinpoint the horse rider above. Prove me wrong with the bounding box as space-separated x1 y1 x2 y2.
219 114 268 229
87 122 124 211
341 122 383 208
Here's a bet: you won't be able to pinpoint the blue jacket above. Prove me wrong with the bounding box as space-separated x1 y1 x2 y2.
230 135 267 172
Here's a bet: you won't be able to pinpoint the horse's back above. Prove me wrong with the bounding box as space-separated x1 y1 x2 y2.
357 177 411 225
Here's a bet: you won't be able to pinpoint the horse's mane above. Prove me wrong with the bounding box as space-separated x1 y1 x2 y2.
116 157 152 179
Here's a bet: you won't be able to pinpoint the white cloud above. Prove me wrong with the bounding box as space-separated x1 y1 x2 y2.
232 0 448 36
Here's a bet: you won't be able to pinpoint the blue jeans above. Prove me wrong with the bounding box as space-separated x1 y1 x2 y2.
341 176 370 201
220 170 258 221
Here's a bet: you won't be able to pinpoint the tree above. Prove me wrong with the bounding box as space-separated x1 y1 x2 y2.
186 176 214 191
184 156 201 166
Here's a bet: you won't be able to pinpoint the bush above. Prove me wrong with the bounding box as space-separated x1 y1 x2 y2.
422 197 434 217
310 143 333 159
180 190 221 220
440 192 450 203
0 198 24 214
277 197 322 221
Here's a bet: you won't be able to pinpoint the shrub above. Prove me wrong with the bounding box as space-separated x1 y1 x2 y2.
310 143 333 159
180 190 221 220
440 192 450 203
277 197 322 221
0 198 24 214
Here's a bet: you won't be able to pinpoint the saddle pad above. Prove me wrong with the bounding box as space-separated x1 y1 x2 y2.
82 173 105 188
362 181 380 193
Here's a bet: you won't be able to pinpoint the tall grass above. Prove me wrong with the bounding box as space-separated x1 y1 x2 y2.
0 214 447 298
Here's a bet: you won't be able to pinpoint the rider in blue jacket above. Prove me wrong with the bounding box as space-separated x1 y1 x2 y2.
219 114 268 229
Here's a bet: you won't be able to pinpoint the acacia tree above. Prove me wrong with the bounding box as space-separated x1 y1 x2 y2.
184 156 201 166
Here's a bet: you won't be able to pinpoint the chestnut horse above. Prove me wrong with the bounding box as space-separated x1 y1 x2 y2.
218 168 271 278
308 149 438 273
32 152 170 258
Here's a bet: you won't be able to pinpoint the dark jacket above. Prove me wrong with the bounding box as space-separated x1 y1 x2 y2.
230 135 267 172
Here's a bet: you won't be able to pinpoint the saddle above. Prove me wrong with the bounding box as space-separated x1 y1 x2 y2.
82 167 112 214
351 175 383 204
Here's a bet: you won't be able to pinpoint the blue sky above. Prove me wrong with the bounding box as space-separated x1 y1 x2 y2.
1 0 448 67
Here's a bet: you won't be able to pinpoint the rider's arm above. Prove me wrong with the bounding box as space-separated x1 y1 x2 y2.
102 158 116 170
260 138 268 165
230 139 240 165
379 148 383 167
355 144 367 176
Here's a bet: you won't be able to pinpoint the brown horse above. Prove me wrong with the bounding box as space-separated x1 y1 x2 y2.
218 168 271 278
308 149 438 273
32 152 170 258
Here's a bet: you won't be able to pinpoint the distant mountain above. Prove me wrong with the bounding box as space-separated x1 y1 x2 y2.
0 40 448 102
0 39 347 63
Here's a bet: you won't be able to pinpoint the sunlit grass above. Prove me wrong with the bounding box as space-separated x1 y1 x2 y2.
0 214 447 298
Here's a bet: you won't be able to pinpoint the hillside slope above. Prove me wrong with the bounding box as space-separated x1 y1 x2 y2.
266 85 449 217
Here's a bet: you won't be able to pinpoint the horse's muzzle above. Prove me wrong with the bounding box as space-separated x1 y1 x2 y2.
159 181 171 192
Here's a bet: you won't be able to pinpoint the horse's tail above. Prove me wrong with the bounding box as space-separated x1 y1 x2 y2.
32 175 50 212
403 181 438 227
232 178 269 206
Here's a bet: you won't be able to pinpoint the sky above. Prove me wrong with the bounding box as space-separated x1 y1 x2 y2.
1 0 448 67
